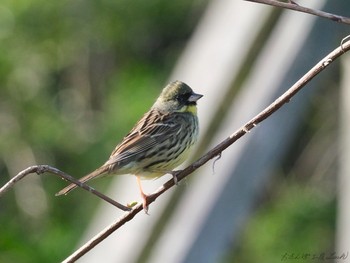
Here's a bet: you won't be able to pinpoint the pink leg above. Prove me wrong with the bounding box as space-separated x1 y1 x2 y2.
136 176 149 213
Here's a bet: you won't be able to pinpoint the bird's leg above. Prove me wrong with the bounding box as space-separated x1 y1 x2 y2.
136 176 150 214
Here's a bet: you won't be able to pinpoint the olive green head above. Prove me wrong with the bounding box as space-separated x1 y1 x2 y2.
153 80 203 113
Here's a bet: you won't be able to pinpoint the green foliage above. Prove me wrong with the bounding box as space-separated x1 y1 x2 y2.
223 181 336 263
222 83 339 263
0 1 339 262
0 0 206 262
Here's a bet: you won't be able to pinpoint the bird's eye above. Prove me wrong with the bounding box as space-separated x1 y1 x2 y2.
175 94 183 102
175 93 195 107
176 93 190 102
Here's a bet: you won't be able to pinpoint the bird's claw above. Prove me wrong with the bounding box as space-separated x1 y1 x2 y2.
141 193 150 214
169 170 181 185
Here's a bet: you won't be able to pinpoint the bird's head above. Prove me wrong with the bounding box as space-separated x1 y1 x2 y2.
153 81 203 114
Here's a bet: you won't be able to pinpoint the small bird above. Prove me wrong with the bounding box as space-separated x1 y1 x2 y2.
56 80 202 212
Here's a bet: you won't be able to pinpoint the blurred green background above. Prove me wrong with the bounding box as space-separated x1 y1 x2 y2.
0 1 341 263
0 1 208 262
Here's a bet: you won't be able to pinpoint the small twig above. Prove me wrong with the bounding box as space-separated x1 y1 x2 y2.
244 0 350 25
62 37 350 263
0 165 131 211
212 153 222 174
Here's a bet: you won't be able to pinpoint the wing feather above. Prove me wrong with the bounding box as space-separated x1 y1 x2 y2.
105 109 182 167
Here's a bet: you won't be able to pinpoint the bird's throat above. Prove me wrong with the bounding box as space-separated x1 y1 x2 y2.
178 104 197 114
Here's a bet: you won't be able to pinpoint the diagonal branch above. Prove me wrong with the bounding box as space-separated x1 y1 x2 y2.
61 37 350 263
244 0 350 25
0 165 131 211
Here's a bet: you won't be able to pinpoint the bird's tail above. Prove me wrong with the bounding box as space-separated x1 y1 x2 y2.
55 166 109 196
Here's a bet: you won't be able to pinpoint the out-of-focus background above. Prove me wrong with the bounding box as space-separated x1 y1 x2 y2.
1 0 350 262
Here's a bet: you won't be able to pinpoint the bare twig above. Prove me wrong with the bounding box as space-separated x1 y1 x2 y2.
61 38 350 263
0 165 131 211
244 0 350 25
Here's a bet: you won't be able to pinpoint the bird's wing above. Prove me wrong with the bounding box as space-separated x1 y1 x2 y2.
105 109 182 167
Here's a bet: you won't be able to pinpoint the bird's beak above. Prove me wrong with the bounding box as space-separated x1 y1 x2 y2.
188 92 203 102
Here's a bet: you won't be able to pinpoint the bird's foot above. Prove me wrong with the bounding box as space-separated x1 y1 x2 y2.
141 192 150 214
169 170 181 185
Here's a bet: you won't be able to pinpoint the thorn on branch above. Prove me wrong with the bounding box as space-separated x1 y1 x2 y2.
329 14 342 23
212 152 222 174
283 0 299 6
322 58 332 67
36 165 47 175
243 122 257 133
341 35 350 52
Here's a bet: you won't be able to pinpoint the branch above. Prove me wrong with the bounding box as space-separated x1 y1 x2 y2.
61 37 350 263
244 0 350 25
0 165 131 211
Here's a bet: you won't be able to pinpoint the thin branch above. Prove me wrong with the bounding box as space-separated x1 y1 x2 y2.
62 37 350 263
0 165 131 211
244 0 350 25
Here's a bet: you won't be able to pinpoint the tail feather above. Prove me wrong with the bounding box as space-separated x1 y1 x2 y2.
55 166 109 196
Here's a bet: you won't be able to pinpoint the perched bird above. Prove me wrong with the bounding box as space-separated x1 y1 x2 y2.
56 80 202 212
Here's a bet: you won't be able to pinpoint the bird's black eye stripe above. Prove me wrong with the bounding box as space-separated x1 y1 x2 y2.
175 92 192 104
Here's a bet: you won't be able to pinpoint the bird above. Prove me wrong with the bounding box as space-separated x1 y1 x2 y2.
56 80 202 212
